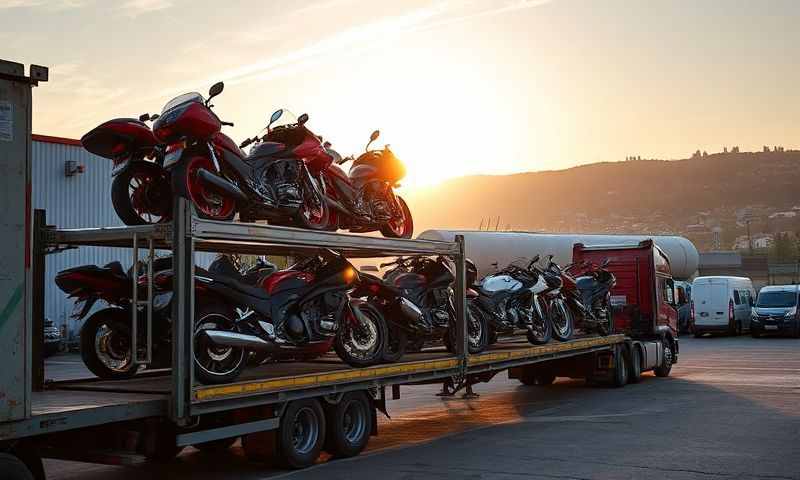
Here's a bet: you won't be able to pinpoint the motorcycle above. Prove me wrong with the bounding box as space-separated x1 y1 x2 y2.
319 130 414 238
191 250 387 384
352 256 488 362
54 257 175 379
557 257 616 335
237 108 340 229
54 255 275 381
471 256 553 345
81 113 171 225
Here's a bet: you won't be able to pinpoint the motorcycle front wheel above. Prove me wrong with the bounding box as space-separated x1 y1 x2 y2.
335 303 386 367
295 177 331 231
445 303 489 354
527 303 553 345
549 299 574 342
380 196 413 239
111 161 172 225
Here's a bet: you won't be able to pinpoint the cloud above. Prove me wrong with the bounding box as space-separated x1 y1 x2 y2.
120 0 173 17
0 0 92 10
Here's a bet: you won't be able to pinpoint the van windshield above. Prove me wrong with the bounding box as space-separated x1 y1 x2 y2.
756 291 797 308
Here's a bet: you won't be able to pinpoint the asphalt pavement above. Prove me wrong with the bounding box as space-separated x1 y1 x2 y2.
45 335 800 480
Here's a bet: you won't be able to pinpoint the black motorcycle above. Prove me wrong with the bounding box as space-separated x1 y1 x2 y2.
352 256 488 362
471 256 553 345
191 250 387 384
54 255 275 381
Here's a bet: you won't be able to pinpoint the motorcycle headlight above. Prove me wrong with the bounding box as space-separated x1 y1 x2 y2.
153 292 173 311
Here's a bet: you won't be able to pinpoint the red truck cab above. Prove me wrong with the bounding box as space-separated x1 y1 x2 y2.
573 239 679 359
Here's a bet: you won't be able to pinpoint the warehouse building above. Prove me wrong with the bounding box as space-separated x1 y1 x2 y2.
32 135 213 343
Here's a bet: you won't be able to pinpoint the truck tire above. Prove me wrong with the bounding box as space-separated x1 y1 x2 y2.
275 399 326 469
612 348 628 387
628 346 642 384
0 453 34 480
654 340 674 377
324 391 372 458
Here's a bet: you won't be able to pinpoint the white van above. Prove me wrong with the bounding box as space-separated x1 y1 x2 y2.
691 276 755 336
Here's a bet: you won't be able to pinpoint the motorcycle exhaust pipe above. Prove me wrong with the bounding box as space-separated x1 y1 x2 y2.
203 330 275 350
197 168 248 203
397 298 424 322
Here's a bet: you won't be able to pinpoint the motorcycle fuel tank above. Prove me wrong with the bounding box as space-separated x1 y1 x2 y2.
393 272 427 290
480 275 523 293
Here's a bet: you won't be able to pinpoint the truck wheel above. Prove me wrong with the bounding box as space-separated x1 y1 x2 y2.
275 399 326 469
628 346 642 384
324 392 372 458
654 340 674 377
612 348 628 387
0 453 34 480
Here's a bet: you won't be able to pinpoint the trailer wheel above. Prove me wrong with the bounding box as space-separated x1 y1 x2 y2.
612 348 628 387
324 392 372 458
275 399 326 469
518 369 556 386
0 453 34 480
654 339 674 377
628 346 642 384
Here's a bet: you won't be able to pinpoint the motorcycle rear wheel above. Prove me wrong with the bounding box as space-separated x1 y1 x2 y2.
172 156 237 221
80 308 139 380
380 196 413 239
111 162 171 225
193 303 247 385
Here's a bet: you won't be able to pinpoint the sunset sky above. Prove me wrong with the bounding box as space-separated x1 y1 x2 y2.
5 0 799 186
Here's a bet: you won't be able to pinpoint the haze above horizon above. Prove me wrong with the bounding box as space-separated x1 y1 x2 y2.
5 0 799 188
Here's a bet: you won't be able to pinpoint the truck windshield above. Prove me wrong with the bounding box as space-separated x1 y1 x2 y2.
756 291 797 308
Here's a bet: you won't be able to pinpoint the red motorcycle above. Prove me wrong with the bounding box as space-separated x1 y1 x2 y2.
81 114 171 225
321 130 414 238
543 257 616 336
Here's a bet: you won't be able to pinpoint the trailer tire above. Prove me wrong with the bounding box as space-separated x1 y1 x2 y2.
628 345 642 384
654 339 674 377
324 392 372 458
518 369 556 386
612 348 628 387
0 453 34 480
275 399 326 469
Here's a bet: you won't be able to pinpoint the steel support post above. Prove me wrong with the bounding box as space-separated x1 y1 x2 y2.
454 235 467 365
31 210 45 391
171 197 194 423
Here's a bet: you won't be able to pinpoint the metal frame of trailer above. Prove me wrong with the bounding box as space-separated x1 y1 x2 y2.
0 202 628 478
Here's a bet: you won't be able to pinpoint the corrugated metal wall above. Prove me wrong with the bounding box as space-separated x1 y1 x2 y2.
32 139 214 339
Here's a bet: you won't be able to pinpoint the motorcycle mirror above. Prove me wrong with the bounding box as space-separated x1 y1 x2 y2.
139 113 150 122
365 130 380 151
268 109 283 128
208 82 224 102
298 113 309 125
151 113 159 120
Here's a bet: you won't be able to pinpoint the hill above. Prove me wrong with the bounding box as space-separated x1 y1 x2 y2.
403 150 800 237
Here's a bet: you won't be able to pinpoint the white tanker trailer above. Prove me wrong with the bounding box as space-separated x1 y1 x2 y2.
417 230 699 281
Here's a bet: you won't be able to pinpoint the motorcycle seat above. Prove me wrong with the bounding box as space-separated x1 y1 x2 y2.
102 261 126 278
208 272 271 300
246 141 289 163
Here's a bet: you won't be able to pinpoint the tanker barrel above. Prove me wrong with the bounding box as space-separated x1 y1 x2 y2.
417 230 699 281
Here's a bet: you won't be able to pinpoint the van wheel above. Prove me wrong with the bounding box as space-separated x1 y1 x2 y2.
324 391 372 458
628 346 642 384
693 330 704 338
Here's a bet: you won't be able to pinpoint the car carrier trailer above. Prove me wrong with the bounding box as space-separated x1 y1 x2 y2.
0 60 670 479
